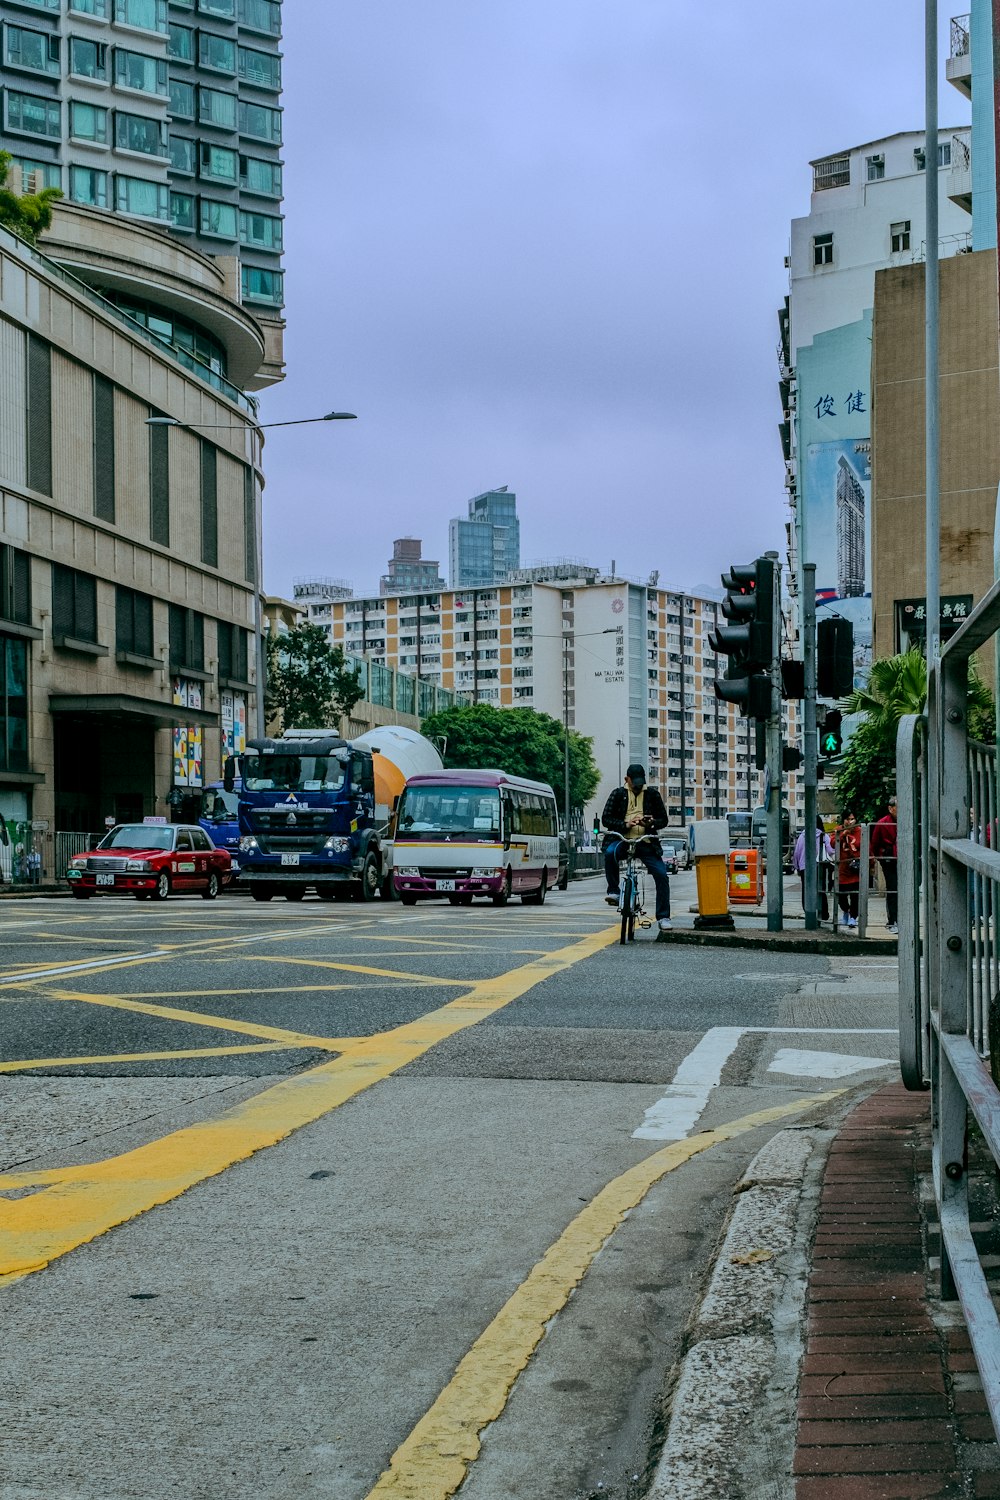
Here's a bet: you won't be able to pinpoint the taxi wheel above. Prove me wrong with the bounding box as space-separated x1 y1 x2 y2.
151 871 171 901
201 872 220 901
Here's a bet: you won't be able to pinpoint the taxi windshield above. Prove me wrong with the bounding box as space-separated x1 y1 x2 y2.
100 824 174 851
241 754 345 793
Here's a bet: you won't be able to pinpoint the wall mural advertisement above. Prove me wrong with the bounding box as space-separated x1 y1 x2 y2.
221 690 248 761
172 678 203 788
805 436 873 687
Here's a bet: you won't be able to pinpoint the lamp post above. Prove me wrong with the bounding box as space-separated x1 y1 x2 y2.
616 737 625 782
145 410 356 742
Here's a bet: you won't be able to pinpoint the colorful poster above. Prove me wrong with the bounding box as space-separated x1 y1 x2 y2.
172 678 204 788
221 691 248 760
805 438 873 684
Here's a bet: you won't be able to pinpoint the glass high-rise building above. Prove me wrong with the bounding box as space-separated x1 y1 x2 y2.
449 486 520 589
0 0 284 385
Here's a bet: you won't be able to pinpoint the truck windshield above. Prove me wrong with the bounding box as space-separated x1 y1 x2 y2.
241 754 345 793
200 788 240 821
397 786 500 840
100 824 174 851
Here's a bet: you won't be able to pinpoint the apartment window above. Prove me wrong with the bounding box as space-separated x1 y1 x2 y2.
168 81 195 122
114 110 167 156
238 0 280 36
239 209 282 250
239 153 281 196
865 153 884 181
217 620 248 683
70 164 108 207
238 44 280 89
198 85 237 130
890 219 911 254
68 36 105 80
4 23 60 75
149 410 169 545
52 564 98 645
243 465 256 584
241 264 282 304
0 638 28 774
10 156 60 189
200 440 217 567
69 0 109 14
198 30 236 72
116 586 153 657
93 372 115 521
168 135 195 174
114 48 168 95
5 89 60 139
114 174 168 218
170 190 195 230
26 334 51 496
0 545 31 626
200 141 237 182
199 0 235 14
812 156 849 191
167 23 193 61
16 0 59 9
238 99 281 142
114 0 168 33
69 100 108 144
812 231 834 267
168 604 204 672
939 142 951 168
199 198 237 239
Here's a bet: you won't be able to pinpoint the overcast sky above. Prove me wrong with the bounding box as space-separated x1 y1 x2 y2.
258 2 967 601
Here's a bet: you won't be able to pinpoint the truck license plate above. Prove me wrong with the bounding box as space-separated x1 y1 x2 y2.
435 879 455 891
96 873 115 886
281 853 300 866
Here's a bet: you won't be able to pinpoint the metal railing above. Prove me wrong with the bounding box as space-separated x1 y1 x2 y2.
950 13 970 58
897 576 1000 1436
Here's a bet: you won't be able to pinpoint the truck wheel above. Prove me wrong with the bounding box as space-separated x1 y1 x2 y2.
250 886 274 902
355 850 380 901
284 888 305 902
317 888 336 902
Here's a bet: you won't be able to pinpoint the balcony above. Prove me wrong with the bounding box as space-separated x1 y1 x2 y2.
946 133 973 214
946 14 971 98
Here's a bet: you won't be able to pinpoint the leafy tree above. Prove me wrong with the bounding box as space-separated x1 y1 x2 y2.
266 622 364 731
0 150 62 247
420 702 600 813
835 647 995 819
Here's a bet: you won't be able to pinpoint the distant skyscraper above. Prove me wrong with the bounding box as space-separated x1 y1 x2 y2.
836 456 865 597
381 538 446 596
449 486 520 589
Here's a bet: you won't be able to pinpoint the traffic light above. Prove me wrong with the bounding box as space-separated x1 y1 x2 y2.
817 617 854 699
820 708 843 758
782 746 804 772
710 557 777 720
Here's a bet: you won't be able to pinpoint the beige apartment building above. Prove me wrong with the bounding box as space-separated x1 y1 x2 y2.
327 567 786 829
0 204 268 850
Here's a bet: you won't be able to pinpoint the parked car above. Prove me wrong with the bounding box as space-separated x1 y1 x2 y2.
664 840 689 871
661 845 679 875
66 822 233 901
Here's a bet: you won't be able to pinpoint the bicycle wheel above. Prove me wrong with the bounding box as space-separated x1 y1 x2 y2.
626 878 637 941
620 874 634 945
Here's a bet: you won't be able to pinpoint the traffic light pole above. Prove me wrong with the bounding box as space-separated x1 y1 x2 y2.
766 553 783 932
802 563 818 930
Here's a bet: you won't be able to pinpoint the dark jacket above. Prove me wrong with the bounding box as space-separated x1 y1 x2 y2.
601 785 669 855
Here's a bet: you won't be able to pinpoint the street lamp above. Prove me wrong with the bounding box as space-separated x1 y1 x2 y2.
616 737 625 782
144 408 357 740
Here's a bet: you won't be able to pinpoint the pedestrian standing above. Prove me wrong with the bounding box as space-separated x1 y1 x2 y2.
870 794 898 934
836 810 862 928
793 817 833 922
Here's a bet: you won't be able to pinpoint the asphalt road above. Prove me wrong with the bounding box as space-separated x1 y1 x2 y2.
0 877 900 1500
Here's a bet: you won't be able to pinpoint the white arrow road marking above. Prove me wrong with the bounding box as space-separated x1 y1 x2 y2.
768 1047 895 1079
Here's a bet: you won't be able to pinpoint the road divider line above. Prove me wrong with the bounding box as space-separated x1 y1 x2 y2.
40 989 343 1051
0 925 616 1285
0 951 168 986
365 1089 847 1500
248 956 467 985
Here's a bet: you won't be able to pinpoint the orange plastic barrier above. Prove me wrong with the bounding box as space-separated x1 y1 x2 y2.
728 848 763 906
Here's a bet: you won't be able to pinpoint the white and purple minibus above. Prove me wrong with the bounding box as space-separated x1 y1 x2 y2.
391 770 559 906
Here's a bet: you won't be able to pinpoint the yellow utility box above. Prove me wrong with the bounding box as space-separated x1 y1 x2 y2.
691 819 734 930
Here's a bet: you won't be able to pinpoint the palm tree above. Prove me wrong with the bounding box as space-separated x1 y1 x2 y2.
842 647 994 741
0 150 62 248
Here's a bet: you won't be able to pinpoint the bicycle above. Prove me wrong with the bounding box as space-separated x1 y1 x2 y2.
613 835 657 945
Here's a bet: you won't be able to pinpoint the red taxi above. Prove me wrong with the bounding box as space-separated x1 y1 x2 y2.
66 822 232 901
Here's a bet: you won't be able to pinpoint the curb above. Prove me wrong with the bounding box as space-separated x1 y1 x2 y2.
658 928 897 956
648 1106 858 1498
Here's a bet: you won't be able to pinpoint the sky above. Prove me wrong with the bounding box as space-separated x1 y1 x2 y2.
258 1 968 601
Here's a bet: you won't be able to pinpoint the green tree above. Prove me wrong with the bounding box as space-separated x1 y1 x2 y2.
0 150 62 247
834 647 995 819
420 702 600 813
266 622 364 731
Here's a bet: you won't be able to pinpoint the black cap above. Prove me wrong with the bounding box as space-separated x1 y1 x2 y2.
625 764 645 782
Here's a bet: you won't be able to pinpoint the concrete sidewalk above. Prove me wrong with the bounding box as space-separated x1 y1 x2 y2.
652 1084 1000 1498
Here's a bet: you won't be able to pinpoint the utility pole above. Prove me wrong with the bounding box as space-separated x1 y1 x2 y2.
802 563 818 929
765 551 783 932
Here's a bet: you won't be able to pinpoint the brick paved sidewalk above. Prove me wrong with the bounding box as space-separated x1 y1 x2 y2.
793 1083 1000 1499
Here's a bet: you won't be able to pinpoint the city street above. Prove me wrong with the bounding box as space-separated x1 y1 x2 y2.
0 879 900 1500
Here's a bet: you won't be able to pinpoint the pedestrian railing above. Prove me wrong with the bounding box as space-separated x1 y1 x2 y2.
897 576 1000 1436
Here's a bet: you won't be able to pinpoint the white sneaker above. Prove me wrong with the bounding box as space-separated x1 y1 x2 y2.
847 917 858 928
886 923 898 934
658 918 672 932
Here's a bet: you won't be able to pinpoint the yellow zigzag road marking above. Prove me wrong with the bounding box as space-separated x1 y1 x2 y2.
366 1089 847 1500
39 989 342 1050
247 956 466 985
0 926 616 1284
0 1042 293 1073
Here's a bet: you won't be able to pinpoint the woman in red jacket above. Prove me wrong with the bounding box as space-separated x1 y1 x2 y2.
836 810 862 928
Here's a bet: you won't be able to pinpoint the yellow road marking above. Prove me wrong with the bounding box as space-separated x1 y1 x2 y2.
247 956 467 986
0 925 616 1283
0 1042 294 1073
366 1089 847 1499
41 989 340 1050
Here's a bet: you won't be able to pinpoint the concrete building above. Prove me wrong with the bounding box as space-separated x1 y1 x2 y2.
291 576 353 640
448 486 520 589
0 0 285 382
380 537 445 597
326 570 783 830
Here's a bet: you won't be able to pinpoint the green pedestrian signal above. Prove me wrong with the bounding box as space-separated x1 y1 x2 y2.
820 709 843 758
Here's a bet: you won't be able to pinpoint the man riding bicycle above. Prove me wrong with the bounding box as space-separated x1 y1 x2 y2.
601 763 672 932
